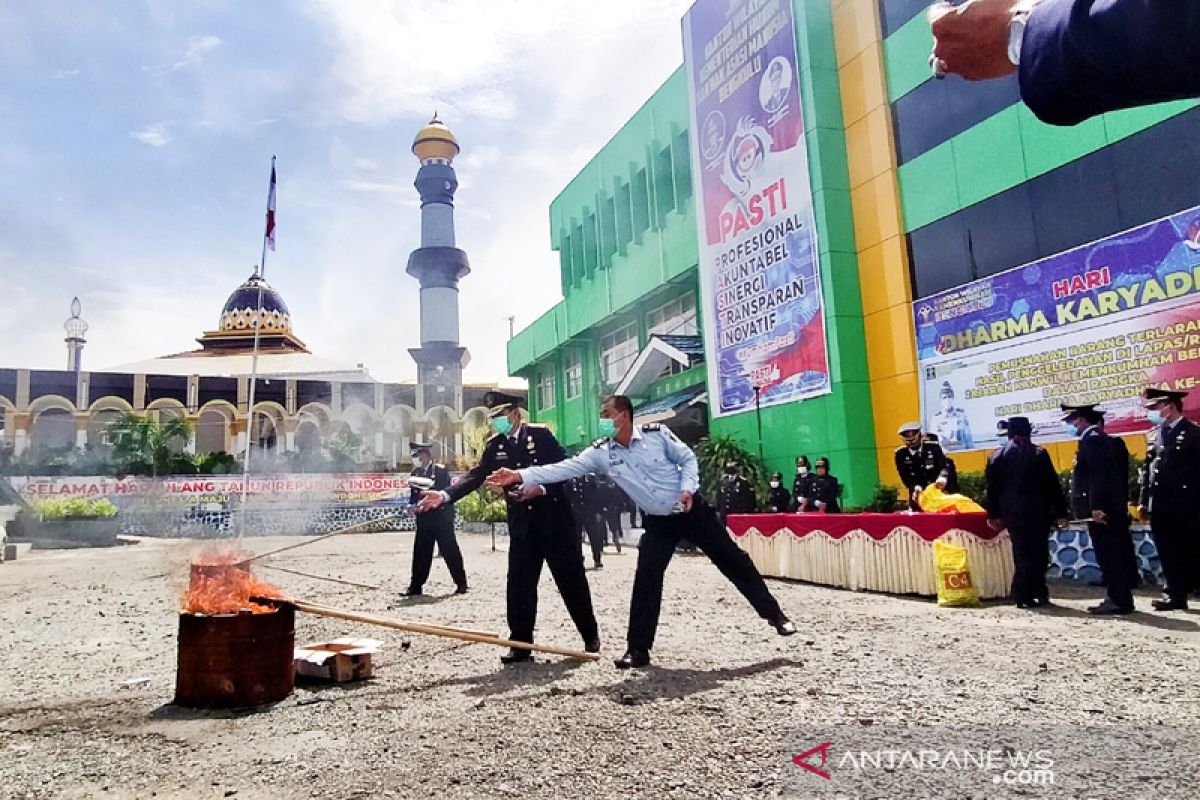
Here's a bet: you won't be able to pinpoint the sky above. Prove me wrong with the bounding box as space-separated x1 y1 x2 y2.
0 0 696 385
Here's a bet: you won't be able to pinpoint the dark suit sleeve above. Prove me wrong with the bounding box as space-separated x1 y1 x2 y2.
984 451 1001 519
445 443 493 502
894 450 909 489
1019 0 1200 126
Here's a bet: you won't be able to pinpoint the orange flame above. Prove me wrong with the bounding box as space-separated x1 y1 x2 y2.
182 546 287 615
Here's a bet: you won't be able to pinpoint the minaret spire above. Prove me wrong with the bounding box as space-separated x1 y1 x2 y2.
407 115 470 409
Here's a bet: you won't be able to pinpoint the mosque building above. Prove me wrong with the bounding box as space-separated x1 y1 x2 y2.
0 117 520 469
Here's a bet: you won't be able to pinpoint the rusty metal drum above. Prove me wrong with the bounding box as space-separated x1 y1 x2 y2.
173 604 295 708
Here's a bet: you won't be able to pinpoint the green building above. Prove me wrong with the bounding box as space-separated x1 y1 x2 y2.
509 0 1200 507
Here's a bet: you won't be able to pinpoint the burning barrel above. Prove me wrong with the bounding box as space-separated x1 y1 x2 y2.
174 551 294 708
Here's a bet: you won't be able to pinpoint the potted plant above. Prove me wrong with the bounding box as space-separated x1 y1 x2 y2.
17 496 122 548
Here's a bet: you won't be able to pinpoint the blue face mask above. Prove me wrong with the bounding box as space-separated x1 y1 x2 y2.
491 415 512 435
598 418 617 438
1064 422 1080 438
1148 410 1166 426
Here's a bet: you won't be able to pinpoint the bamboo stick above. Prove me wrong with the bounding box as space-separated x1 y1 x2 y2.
255 563 381 590
237 513 401 565
292 599 498 639
271 597 599 661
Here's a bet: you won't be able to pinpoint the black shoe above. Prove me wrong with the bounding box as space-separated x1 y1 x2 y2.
500 648 533 664
1087 599 1134 615
455 584 469 595
1151 596 1188 611
771 615 797 636
584 638 601 654
593 561 603 569
614 649 650 669
400 587 423 597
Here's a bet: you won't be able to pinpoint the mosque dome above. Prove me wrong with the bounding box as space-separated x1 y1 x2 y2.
412 114 460 163
218 273 293 334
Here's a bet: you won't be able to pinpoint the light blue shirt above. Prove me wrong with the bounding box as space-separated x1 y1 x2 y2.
517 425 700 516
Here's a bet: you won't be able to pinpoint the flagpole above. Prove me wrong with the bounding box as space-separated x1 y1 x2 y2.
238 155 276 538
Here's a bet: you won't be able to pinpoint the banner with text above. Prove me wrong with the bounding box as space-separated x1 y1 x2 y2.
913 205 1200 452
683 0 829 417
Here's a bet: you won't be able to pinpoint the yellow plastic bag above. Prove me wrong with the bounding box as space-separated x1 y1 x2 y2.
919 484 985 513
933 540 981 607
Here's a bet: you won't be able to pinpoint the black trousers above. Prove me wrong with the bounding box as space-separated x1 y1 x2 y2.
629 496 783 651
507 523 598 646
1151 513 1200 600
1089 519 1135 607
1008 524 1050 604
575 511 606 566
409 510 466 591
603 508 624 546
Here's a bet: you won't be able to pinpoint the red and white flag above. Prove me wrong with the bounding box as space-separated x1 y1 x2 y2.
265 158 277 251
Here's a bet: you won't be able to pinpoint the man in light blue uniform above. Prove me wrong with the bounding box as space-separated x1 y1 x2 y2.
488 394 795 669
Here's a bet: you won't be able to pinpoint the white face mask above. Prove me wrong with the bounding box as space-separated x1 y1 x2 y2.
769 481 780 488
412 456 423 467
797 467 808 476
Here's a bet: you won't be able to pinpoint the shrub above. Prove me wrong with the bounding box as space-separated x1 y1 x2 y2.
456 488 508 523
694 434 767 505
863 483 902 512
32 497 118 519
956 471 987 504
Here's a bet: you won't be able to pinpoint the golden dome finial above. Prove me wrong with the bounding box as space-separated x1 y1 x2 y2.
413 113 459 163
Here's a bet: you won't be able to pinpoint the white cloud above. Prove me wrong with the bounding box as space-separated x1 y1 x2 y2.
48 68 80 79
130 124 172 147
174 34 222 70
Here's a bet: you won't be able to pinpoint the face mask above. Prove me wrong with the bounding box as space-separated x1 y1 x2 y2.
1148 410 1165 426
797 467 808 476
411 456 422 467
1064 422 1080 438
491 416 512 435
769 481 780 488
598 418 617 438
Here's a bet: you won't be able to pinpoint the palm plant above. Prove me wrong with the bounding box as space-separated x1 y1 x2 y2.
105 412 192 476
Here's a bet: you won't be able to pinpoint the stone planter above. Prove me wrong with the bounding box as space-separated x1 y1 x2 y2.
14 516 123 549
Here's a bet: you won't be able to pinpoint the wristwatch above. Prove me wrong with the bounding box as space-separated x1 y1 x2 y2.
1007 1 1039 65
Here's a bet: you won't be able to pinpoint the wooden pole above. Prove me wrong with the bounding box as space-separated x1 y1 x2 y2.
279 597 599 662
237 513 401 565
292 599 498 640
255 563 381 591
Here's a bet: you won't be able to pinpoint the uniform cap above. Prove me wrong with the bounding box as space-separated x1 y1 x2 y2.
1006 416 1032 437
897 421 922 435
939 381 954 398
815 457 830 468
409 442 431 455
1143 387 1188 407
483 390 523 417
1060 403 1103 422
796 455 811 467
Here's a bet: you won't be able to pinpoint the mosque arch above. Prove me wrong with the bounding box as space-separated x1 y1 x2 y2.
195 405 232 456
88 396 133 416
28 395 77 416
29 406 75 451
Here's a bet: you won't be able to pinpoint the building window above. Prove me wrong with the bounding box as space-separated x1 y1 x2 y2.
564 351 583 400
536 371 556 410
647 292 698 336
600 322 639 386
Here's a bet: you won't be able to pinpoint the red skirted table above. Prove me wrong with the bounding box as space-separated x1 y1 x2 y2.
726 512 1014 599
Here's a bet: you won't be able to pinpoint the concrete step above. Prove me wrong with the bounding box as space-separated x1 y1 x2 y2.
4 542 32 561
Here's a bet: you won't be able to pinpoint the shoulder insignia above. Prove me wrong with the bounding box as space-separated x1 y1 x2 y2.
434 463 445 469
591 438 608 448
642 423 662 431
527 423 548 429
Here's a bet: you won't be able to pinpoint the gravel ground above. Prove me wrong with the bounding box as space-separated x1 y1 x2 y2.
1 531 1197 800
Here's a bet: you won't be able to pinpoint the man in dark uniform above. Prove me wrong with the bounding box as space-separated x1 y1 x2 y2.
568 473 607 569
792 456 813 511
716 460 756 527
1138 388 1200 611
1063 403 1135 614
925 433 960 493
895 422 947 510
984 416 1068 608
764 471 790 512
595 475 625 553
402 443 468 597
417 392 599 662
804 457 841 512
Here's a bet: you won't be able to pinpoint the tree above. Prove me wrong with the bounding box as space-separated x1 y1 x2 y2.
105 412 192 476
694 434 767 506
